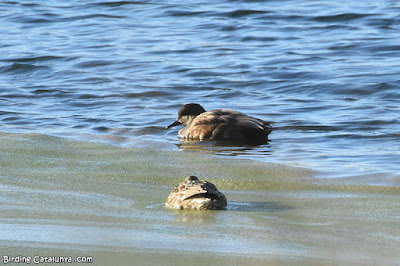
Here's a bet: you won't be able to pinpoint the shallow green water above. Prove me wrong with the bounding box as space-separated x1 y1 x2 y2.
1 132 399 265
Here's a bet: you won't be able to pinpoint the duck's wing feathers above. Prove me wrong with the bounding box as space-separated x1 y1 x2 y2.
191 109 235 125
172 181 222 201
195 109 270 128
181 109 271 141
235 117 269 130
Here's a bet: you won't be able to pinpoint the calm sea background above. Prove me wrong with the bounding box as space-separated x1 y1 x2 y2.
1 0 400 181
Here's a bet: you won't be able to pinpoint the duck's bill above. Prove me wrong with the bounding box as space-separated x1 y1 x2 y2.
167 120 181 129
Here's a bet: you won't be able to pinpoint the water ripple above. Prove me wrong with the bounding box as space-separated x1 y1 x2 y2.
313 13 375 23
0 0 399 177
92 1 148 7
1 63 50 74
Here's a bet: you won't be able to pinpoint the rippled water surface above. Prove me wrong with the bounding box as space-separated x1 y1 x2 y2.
1 0 400 178
1 1 400 263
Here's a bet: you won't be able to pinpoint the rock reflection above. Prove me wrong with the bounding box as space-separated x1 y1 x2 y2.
167 201 293 225
168 209 219 225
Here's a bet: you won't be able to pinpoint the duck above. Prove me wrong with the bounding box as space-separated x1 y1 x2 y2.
167 103 272 144
165 176 227 210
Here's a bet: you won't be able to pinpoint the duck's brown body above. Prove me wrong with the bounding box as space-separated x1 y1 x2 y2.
165 176 227 210
168 103 272 143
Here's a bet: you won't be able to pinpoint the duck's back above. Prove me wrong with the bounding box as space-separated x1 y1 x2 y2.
178 109 271 142
166 179 227 210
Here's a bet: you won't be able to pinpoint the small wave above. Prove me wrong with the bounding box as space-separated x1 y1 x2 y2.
279 125 341 132
125 91 170 98
92 1 147 7
227 201 293 212
0 55 64 63
66 76 113 84
165 10 209 17
312 13 374 23
32 89 70 97
22 18 55 23
64 14 126 21
130 126 166 136
366 18 397 30
76 93 118 99
1 63 50 74
367 44 400 53
0 111 23 123
75 60 114 68
240 36 277 42
226 9 273 18
184 70 224 78
328 43 358 51
332 82 396 97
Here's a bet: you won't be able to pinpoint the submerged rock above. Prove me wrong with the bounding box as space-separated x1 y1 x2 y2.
165 176 227 210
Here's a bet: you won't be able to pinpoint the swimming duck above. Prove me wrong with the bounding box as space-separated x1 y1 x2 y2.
167 103 272 143
165 176 227 210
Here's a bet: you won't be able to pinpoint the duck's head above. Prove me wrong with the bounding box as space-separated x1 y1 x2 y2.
184 175 200 185
167 103 206 128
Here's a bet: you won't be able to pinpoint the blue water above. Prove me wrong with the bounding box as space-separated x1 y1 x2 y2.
1 0 399 180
